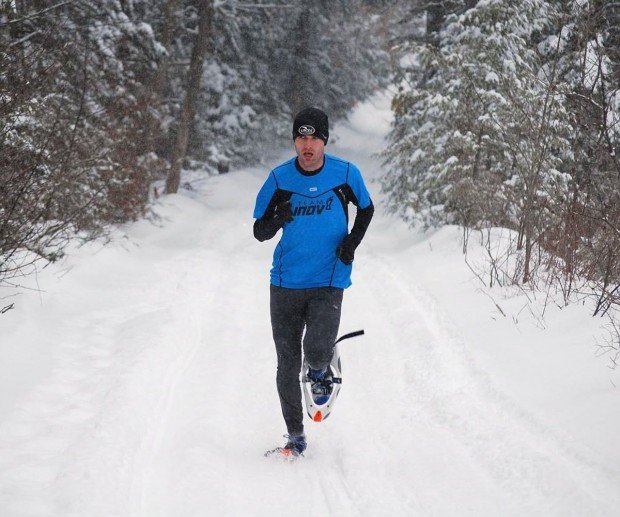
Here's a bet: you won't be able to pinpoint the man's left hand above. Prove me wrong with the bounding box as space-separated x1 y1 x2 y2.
336 235 356 265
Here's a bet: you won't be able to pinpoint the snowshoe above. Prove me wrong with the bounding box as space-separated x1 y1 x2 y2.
301 344 342 423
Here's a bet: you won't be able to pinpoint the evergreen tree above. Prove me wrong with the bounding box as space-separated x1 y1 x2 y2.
382 0 619 326
382 0 572 254
184 0 390 172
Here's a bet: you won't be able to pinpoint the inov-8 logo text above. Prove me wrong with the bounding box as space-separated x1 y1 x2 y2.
293 197 333 216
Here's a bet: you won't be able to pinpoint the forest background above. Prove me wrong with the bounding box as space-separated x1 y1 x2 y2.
1 0 619 358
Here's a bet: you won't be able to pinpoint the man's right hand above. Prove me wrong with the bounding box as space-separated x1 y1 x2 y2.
272 201 293 227
253 200 293 242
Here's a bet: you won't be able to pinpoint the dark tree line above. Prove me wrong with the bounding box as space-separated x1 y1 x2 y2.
0 0 390 287
383 0 620 356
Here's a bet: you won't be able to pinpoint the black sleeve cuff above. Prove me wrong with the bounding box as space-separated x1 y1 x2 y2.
348 202 374 247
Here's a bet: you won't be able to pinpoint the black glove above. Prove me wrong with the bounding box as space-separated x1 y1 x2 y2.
335 203 374 263
336 234 357 265
272 200 293 227
253 200 293 241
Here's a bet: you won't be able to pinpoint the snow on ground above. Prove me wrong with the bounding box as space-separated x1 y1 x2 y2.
1 92 619 516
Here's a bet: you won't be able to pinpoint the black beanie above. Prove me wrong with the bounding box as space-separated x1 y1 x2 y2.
293 107 329 144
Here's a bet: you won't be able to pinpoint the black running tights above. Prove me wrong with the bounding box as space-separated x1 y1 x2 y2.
270 284 343 436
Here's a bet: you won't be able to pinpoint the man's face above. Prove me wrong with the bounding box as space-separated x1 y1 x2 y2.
294 135 325 172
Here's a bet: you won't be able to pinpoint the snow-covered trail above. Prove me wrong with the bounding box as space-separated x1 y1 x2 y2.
1 94 619 516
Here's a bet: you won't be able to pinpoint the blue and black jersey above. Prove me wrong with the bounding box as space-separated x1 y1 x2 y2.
253 154 373 289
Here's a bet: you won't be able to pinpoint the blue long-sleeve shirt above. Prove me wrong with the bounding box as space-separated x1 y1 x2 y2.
253 154 372 289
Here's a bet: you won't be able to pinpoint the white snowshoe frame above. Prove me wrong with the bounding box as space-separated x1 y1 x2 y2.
302 345 342 422
301 330 364 423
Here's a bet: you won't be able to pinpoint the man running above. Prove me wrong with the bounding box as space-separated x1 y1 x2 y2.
253 107 373 457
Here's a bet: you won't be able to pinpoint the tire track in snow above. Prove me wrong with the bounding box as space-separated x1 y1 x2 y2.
128 195 308 516
126 197 256 515
0 222 227 517
0 299 193 516
128 255 220 517
337 255 500 516
130 181 368 517
364 251 620 515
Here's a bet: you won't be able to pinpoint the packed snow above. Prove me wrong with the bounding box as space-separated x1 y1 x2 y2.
1 93 619 516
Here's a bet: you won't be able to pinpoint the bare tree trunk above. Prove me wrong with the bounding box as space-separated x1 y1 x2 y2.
601 0 620 86
142 0 181 156
426 0 477 43
165 0 213 194
523 227 532 284
426 2 445 44
288 6 311 115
